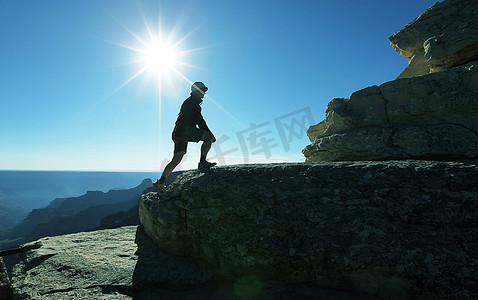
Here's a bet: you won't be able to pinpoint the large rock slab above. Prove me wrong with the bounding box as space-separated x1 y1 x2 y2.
11 226 139 299
139 162 478 299
389 0 478 79
303 63 478 161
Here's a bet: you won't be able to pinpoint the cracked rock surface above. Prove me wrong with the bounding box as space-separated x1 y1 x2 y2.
139 162 478 299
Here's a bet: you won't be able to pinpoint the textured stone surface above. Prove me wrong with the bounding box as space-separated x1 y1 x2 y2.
139 162 478 299
11 226 139 299
389 0 478 79
0 258 12 300
303 63 478 161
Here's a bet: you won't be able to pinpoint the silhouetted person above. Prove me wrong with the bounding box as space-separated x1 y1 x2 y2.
153 82 216 192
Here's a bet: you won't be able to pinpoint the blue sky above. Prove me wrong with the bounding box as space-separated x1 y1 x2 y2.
0 0 437 171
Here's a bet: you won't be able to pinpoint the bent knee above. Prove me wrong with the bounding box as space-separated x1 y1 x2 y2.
201 131 213 141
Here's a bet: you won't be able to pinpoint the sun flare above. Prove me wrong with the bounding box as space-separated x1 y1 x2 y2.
103 14 198 100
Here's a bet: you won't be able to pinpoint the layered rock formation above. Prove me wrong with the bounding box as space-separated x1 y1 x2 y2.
390 0 478 79
303 64 478 161
303 0 478 162
139 162 478 299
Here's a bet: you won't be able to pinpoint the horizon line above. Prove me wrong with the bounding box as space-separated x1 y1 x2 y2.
0 169 162 173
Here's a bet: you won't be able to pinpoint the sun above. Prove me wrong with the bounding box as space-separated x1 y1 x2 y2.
140 39 179 77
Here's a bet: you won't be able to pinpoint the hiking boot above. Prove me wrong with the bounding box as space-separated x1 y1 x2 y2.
153 180 166 193
198 160 217 169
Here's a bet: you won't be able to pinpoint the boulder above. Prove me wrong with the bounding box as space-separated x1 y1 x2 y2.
389 0 478 79
139 162 478 299
303 63 478 161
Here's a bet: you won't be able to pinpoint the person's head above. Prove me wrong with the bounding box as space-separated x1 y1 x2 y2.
191 81 208 98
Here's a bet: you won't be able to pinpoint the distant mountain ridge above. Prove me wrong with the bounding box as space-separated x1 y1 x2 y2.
0 171 158 211
31 197 139 239
0 205 27 236
96 171 184 230
1 179 152 249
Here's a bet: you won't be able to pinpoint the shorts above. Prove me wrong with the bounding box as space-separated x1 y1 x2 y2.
172 126 205 154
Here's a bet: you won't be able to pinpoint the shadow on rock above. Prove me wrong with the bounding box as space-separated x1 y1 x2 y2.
132 225 220 299
132 225 382 300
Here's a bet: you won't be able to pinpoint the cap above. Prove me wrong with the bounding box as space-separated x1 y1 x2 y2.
191 82 208 93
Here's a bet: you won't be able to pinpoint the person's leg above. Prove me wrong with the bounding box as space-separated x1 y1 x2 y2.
154 140 187 192
162 150 185 179
197 131 216 169
200 131 214 162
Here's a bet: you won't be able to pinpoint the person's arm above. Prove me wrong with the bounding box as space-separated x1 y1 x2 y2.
191 101 215 141
197 112 212 134
196 106 215 141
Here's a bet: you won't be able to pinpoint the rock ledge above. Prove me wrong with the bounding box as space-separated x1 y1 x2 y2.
140 162 478 299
